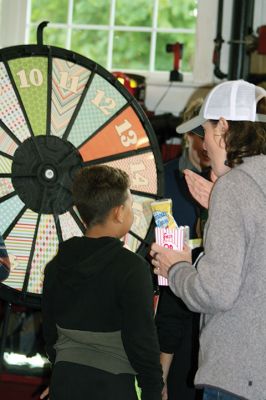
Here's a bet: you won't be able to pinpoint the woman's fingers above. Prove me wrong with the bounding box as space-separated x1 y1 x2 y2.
184 169 214 209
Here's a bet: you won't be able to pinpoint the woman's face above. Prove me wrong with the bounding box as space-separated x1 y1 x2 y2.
202 120 231 177
186 132 210 171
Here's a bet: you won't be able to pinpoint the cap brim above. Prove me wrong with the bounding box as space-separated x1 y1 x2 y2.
190 126 204 137
176 115 206 134
255 85 266 102
255 113 266 122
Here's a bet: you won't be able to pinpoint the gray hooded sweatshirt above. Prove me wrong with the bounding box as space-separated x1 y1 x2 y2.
168 155 266 400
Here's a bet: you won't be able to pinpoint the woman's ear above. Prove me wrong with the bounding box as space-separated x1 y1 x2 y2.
216 117 229 149
218 117 229 133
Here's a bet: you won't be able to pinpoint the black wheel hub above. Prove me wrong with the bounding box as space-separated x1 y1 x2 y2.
12 135 83 214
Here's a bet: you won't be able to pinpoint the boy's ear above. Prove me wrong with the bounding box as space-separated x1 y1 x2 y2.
113 204 124 224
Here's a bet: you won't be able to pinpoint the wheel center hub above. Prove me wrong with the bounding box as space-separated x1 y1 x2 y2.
12 135 83 215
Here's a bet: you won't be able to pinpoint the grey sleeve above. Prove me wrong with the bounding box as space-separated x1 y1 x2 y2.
168 177 248 314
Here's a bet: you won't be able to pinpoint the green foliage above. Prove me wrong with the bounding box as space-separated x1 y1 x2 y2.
71 29 108 65
31 0 68 23
29 26 67 47
158 0 197 28
73 0 110 25
113 31 150 70
115 0 153 26
29 0 197 72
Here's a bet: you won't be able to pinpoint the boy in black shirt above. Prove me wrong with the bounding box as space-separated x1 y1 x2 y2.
42 165 163 400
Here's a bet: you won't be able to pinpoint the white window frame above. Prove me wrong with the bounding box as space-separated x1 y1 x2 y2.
1 0 266 85
24 0 196 73
0 0 217 84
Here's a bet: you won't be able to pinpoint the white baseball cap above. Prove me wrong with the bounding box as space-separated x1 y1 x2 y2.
176 80 266 135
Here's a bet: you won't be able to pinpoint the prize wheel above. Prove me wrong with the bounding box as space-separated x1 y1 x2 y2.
0 24 164 309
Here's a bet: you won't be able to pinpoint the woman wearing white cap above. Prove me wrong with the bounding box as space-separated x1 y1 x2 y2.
150 80 266 400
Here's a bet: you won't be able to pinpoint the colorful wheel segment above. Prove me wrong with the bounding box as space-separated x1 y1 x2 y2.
0 44 164 308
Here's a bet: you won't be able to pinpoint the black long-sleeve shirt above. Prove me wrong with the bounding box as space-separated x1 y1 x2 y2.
42 236 163 400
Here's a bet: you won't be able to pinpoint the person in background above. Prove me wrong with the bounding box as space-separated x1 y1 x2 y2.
0 234 10 281
151 80 266 400
42 165 163 400
155 98 212 400
164 98 211 236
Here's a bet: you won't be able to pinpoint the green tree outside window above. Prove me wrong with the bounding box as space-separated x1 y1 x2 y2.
29 0 197 73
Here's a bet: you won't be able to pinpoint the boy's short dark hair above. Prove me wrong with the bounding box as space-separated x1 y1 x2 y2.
72 165 130 228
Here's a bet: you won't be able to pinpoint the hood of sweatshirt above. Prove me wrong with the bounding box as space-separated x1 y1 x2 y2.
238 154 266 198
53 236 124 287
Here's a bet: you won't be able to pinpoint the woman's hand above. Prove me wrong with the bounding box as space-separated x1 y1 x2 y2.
40 386 49 399
162 383 168 400
150 243 191 278
184 169 216 209
160 352 173 400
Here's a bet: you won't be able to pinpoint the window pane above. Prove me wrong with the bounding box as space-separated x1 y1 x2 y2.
112 31 150 70
115 0 153 27
31 0 68 23
28 0 198 73
73 0 110 25
28 26 67 48
71 29 108 67
155 32 195 72
158 0 197 29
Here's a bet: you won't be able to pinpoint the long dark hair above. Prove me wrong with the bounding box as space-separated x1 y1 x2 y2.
223 97 266 168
